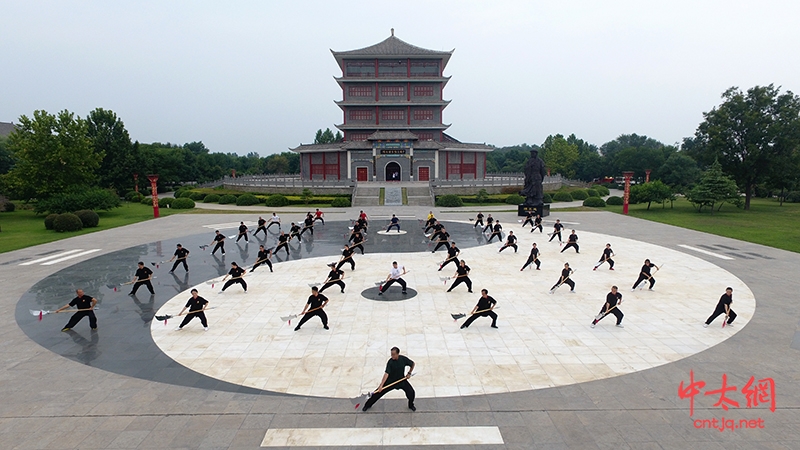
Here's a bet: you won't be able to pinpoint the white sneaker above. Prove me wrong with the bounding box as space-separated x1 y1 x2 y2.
648 288 655 291
204 327 209 331
570 290 576 293
591 323 596 328
703 324 708 328
631 288 636 292
174 326 182 331
616 324 624 328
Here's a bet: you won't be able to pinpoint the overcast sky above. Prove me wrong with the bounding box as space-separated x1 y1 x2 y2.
2 1 798 155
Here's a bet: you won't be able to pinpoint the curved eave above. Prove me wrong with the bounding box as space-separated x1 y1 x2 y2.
331 51 454 70
335 100 451 108
334 76 451 88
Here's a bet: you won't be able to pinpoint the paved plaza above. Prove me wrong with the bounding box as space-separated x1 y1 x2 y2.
2 206 799 449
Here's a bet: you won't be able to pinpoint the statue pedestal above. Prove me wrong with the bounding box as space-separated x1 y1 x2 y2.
518 203 550 217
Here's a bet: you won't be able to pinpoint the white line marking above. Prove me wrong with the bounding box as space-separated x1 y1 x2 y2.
202 221 257 230
41 249 102 265
678 244 734 260
261 427 504 447
20 249 84 265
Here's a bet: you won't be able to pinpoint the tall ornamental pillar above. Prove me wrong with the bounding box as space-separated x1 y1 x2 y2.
622 171 634 215
147 174 159 218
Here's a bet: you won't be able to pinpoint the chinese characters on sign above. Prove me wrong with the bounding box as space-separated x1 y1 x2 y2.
679 371 775 431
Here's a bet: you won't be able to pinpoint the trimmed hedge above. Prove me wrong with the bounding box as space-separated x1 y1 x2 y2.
35 188 121 214
140 196 152 205
158 197 174 208
218 194 237 205
583 197 607 207
264 194 289 207
53 213 83 232
125 191 144 202
203 194 221 203
436 194 464 207
552 191 574 202
586 189 599 198
505 194 525 204
592 185 610 196
171 197 196 209
189 192 207 201
570 189 589 200
236 193 261 206
75 210 100 227
606 196 624 205
543 193 553 204
787 191 800 203
331 197 351 207
44 214 59 230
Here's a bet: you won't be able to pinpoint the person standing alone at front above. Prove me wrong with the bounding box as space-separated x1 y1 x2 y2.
704 287 737 327
57 289 97 332
361 347 415 412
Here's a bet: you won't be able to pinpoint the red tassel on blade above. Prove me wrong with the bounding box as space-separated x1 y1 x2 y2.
38 311 43 321
114 287 117 292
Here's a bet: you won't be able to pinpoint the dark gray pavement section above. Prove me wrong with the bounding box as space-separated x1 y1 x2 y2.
0 209 798 449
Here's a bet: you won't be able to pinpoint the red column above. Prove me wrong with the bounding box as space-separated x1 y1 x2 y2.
147 174 159 218
645 169 651 183
622 171 634 215
133 173 139 193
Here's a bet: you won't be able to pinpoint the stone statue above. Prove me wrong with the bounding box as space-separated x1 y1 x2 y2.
520 149 546 206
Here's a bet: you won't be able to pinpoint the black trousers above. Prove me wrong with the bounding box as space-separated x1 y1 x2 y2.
301 226 313 236
706 305 737 325
363 380 415 409
440 257 458 270
424 224 435 233
337 258 355 271
236 232 248 242
381 278 406 292
253 225 267 237
251 259 273 272
351 242 365 254
549 231 561 242
462 310 497 328
474 219 483 228
596 258 614 269
633 275 655 289
266 222 280 231
499 243 518 253
386 224 400 232
487 231 501 243
432 241 450 252
313 217 325 224
319 280 345 293
521 256 541 270
551 278 575 291
131 280 154 295
63 310 97 330
212 242 225 255
296 309 328 328
276 242 289 256
222 278 247 292
447 277 472 292
171 259 188 272
483 223 492 232
179 311 207 328
522 218 534 227
593 307 623 325
531 224 543 233
561 242 579 253
290 232 302 242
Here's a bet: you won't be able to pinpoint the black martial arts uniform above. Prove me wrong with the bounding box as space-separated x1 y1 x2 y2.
487 223 503 243
474 213 484 228
521 247 541 270
170 247 190 272
551 268 575 291
447 264 473 292
251 249 273 272
439 245 460 271
336 247 356 271
221 266 247 292
705 292 737 325
178 295 208 329
211 233 226 255
319 268 346 293
592 291 623 326
362 355 416 411
549 222 564 242
61 294 97 331
253 217 267 237
561 233 579 253
461 295 498 328
633 264 657 289
130 266 155 295
295 293 328 330
499 234 518 252
236 223 248 242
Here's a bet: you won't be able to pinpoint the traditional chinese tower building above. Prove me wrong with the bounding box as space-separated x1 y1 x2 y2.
292 30 492 182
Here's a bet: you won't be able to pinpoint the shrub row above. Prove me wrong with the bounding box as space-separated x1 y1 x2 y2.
583 197 606 207
35 188 121 214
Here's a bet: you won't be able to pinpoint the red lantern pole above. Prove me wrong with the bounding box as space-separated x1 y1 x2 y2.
645 169 651 183
622 171 634 215
147 174 159 218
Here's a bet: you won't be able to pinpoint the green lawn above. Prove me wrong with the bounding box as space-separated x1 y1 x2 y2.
0 203 179 254
606 197 800 253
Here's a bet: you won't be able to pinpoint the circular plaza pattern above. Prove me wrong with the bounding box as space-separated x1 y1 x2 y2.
151 223 755 399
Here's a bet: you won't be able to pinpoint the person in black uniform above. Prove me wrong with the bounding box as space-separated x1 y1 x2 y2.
301 214 314 237
174 288 208 331
560 230 579 253
474 212 484 229
461 289 498 329
250 245 273 273
520 243 541 271
431 230 451 253
521 211 534 228
531 214 543 233
704 287 737 327
129 261 155 295
295 286 329 331
236 222 249 242
447 260 473 293
319 263 346 293
632 259 659 290
428 222 445 241
253 216 267 237
591 286 624 328
275 231 290 256
361 347 415 412
351 230 366 255
57 289 97 331
482 214 494 233
220 262 247 292
550 263 575 293
289 222 302 242
336 244 356 271
424 218 438 234
487 221 503 243
549 219 564 243
168 244 190 273
210 230 226 255
386 214 401 232
594 244 615 270
439 241 460 271
348 221 364 244
499 231 518 253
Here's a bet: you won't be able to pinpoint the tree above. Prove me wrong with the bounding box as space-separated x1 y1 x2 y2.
686 85 800 210
567 134 604 181
86 108 138 194
600 134 665 158
301 188 313 205
314 128 339 144
629 180 673 210
658 153 701 193
0 135 13 175
476 188 489 205
540 135 579 178
4 110 99 200
685 160 740 214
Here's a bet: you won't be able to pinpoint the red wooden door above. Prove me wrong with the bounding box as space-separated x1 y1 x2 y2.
356 167 368 182
418 166 430 181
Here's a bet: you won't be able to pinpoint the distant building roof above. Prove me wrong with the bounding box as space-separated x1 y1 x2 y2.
0 122 16 137
331 31 453 68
